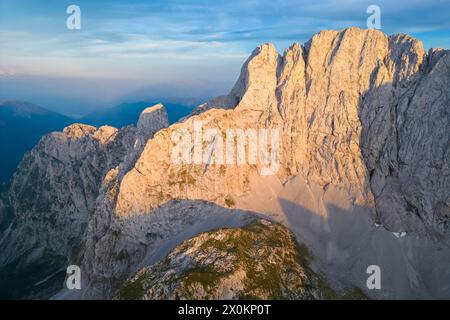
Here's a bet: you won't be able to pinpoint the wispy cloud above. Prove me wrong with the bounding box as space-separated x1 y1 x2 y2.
1 0 449 80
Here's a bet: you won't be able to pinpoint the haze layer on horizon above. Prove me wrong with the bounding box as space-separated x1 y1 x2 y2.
1 0 449 116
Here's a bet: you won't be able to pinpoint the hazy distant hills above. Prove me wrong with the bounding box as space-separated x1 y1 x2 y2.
82 101 195 128
0 100 195 183
0 100 73 183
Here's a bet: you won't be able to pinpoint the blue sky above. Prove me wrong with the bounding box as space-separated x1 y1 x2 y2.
1 0 449 115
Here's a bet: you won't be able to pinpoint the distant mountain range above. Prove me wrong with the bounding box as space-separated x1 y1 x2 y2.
0 100 194 184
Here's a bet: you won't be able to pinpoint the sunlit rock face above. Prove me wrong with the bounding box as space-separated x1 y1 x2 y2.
115 28 448 237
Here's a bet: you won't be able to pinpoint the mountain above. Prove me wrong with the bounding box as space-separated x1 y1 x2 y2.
0 28 449 300
82 101 195 128
0 100 74 183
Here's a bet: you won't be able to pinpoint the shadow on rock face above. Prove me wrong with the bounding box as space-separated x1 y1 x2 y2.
278 197 450 299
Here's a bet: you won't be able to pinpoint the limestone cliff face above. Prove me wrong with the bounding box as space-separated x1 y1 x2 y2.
74 28 449 300
116 219 354 300
1 124 126 262
114 28 449 236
